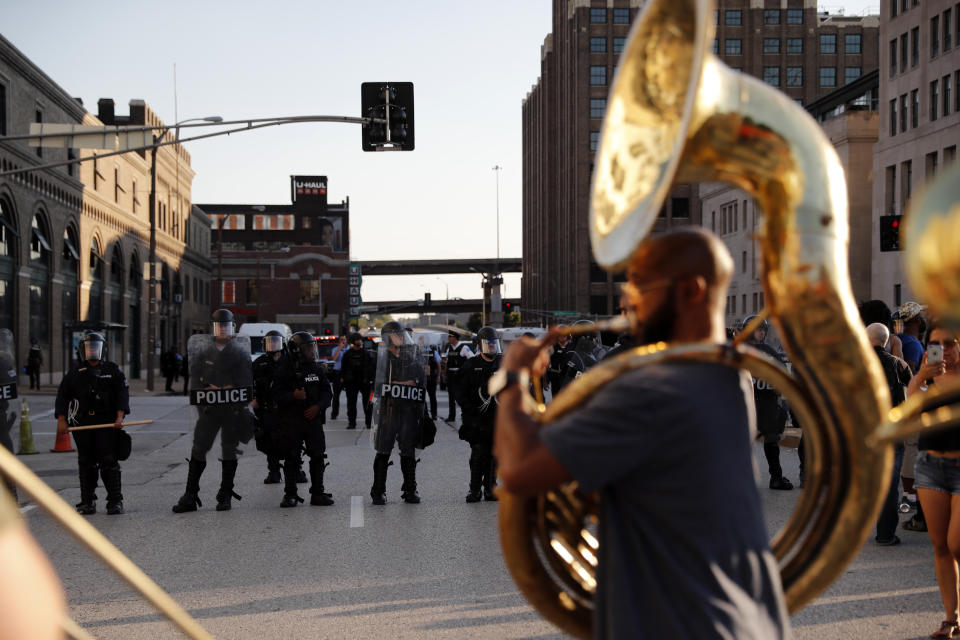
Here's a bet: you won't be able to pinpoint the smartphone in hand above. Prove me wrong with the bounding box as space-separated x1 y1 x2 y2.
927 343 944 364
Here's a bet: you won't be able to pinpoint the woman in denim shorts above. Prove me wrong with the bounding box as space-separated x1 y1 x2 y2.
912 323 960 638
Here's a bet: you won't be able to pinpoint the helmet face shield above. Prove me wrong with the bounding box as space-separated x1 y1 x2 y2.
213 322 234 339
481 338 501 355
83 339 104 362
302 341 319 363
264 335 284 353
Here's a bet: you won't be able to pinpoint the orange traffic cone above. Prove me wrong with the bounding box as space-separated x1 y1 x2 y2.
50 417 74 453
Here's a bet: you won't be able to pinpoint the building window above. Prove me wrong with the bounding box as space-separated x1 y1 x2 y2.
764 9 780 24
932 79 940 121
590 98 606 118
845 33 862 54
933 15 941 57
845 67 862 84
714 9 719 24
672 197 690 218
613 37 626 53
912 88 920 128
956 70 960 112
901 32 909 71
0 84 6 137
764 38 780 54
589 131 600 152
890 39 897 77
901 93 909 131
298 280 319 305
67 148 75 177
890 98 898 135
725 10 742 25
713 38 719 53
946 145 957 165
787 8 803 24
820 33 837 54
912 26 920 66
725 39 742 55
945 74 952 116
34 109 42 158
590 66 606 85
820 67 837 87
903 159 913 202
946 8 953 50
590 37 606 53
927 150 939 177
590 8 606 23
785 39 802 55
786 66 803 86
613 8 630 24
892 0 899 18
763 67 780 86
885 165 897 214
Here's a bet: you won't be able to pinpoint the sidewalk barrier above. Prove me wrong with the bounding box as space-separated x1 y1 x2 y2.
17 398 37 455
50 406 74 453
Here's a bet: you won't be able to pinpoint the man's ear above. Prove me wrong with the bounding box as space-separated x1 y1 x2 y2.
678 275 708 303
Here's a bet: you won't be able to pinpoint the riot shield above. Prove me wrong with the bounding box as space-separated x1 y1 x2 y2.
371 340 426 453
188 334 255 442
0 330 18 453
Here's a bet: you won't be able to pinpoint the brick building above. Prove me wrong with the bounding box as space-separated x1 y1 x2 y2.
196 176 351 335
873 0 960 305
521 0 878 320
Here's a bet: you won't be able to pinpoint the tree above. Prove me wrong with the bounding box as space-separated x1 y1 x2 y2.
503 311 521 328
467 312 483 333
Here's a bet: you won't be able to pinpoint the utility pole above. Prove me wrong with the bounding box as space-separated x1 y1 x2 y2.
146 136 158 392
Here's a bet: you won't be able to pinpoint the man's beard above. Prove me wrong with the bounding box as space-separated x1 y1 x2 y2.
636 286 676 345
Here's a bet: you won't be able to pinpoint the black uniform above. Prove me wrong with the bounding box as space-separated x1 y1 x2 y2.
548 341 571 396
441 341 470 421
55 360 130 511
253 351 285 482
554 338 598 394
424 346 440 420
26 345 42 390
456 352 501 501
340 346 374 428
751 341 792 489
0 354 16 453
275 358 334 505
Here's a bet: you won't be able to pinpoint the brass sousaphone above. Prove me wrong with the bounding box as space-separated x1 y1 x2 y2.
497 0 894 636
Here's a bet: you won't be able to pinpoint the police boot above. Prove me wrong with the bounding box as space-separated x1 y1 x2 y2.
172 458 206 513
216 459 241 511
309 458 334 506
400 456 421 504
483 457 499 502
465 447 483 503
76 465 99 515
280 492 304 508
370 454 390 505
263 455 282 484
101 463 124 515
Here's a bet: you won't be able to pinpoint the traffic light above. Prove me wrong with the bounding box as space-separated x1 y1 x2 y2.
880 215 902 252
504 301 512 311
424 292 432 308
361 82 415 151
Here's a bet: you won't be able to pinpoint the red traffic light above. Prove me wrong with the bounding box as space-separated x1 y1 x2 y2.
892 219 899 229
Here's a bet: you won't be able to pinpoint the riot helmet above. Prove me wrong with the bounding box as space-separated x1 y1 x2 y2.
381 321 414 348
211 308 235 339
477 326 501 356
287 331 318 364
264 330 284 354
742 315 769 343
78 332 106 363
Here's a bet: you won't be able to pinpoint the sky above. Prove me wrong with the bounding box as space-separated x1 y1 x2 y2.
3 0 878 304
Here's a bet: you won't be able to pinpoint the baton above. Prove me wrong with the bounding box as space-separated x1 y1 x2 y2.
67 420 154 432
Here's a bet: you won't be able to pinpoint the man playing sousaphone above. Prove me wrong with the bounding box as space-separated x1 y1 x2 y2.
493 228 790 638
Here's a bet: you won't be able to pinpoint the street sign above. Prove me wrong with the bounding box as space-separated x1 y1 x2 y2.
349 306 360 316
553 311 578 317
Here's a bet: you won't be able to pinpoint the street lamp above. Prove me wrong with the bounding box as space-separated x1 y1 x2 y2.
435 277 449 325
146 115 222 392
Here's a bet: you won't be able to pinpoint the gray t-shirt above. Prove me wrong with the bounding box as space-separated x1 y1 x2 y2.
540 361 790 639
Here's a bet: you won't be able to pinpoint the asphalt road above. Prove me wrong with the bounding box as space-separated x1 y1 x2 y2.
7 390 950 639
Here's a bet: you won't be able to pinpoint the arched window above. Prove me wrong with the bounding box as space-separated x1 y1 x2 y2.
61 226 80 323
29 214 51 346
88 237 104 322
110 245 124 323
0 198 17 331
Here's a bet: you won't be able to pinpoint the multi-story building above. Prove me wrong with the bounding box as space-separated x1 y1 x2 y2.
196 176 352 335
522 0 878 321
873 0 960 305
0 36 211 383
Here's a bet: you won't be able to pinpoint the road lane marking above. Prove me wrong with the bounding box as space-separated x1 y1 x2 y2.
350 495 363 528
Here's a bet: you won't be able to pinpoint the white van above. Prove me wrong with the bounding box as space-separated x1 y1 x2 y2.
237 322 293 361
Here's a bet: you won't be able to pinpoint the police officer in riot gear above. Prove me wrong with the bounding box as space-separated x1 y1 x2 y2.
174 309 255 513
55 332 130 515
457 326 502 502
441 331 473 423
371 321 427 505
547 325 572 397
340 333 374 429
274 332 334 507
252 330 301 485
743 315 793 490
554 320 600 393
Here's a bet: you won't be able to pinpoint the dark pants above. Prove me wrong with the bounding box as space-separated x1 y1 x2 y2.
165 373 175 392
763 442 784 479
182 374 189 396
192 409 241 461
446 377 458 420
73 426 122 503
282 420 327 497
876 441 906 542
330 376 342 419
426 377 438 420
345 383 371 427
469 440 495 492
27 365 40 390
